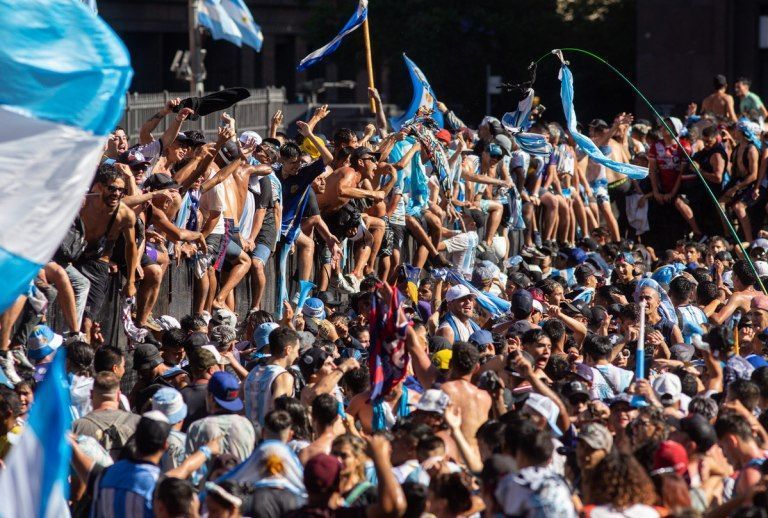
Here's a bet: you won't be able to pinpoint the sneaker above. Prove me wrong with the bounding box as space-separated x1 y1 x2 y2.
533 231 543 248
0 350 21 385
63 331 87 345
11 349 34 372
431 252 452 268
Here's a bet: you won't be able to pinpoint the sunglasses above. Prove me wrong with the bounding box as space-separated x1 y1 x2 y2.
106 185 126 195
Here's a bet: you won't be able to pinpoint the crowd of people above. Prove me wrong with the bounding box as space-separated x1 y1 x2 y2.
3 72 768 517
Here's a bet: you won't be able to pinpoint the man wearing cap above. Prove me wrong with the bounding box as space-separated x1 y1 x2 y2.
186 371 255 464
180 347 221 432
128 343 170 409
436 285 480 344
576 422 613 473
151 387 189 471
136 97 195 173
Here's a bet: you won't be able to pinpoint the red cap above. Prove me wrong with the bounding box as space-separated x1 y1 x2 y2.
304 454 341 493
528 287 546 304
652 440 688 476
435 129 452 144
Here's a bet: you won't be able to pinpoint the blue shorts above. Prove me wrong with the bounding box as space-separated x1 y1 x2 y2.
251 243 271 264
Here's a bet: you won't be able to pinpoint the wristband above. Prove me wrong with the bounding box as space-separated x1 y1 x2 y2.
200 445 212 460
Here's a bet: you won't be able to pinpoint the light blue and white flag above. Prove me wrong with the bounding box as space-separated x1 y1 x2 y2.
221 0 264 51
199 0 243 47
559 65 648 179
0 349 72 517
0 0 132 313
297 0 368 71
390 54 444 131
500 88 551 156
446 270 508 319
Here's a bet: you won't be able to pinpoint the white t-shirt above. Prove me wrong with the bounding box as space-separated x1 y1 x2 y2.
200 181 227 235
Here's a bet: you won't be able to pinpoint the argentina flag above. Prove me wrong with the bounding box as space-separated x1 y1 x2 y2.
199 0 243 47
298 0 368 71
0 350 72 517
0 0 132 313
559 65 648 179
221 0 264 51
390 54 444 131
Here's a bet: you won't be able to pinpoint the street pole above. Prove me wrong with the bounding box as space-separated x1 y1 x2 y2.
188 0 204 95
362 17 376 113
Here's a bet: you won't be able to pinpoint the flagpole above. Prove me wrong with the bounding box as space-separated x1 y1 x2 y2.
189 0 204 95
362 17 376 113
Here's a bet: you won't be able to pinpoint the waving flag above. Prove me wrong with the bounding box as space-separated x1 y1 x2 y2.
369 288 411 403
298 0 368 71
445 270 509 318
0 0 132 313
391 54 444 131
501 88 551 156
559 65 648 179
221 0 264 52
199 0 243 47
0 349 72 517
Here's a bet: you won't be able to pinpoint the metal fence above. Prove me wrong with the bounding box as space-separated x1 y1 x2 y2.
118 87 286 142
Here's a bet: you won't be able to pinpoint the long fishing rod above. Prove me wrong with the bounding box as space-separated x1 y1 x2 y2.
529 47 766 294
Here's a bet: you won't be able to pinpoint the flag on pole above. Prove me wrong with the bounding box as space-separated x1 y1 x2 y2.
368 287 411 403
297 0 368 71
559 65 648 179
390 54 444 131
0 0 132 313
220 0 264 52
0 349 72 517
198 0 243 47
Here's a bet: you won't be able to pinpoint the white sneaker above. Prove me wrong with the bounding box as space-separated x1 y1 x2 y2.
0 351 21 384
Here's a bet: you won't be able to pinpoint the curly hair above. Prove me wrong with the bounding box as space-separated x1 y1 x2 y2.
583 451 657 509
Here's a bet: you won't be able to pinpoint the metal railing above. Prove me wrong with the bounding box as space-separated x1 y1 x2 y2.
117 87 286 142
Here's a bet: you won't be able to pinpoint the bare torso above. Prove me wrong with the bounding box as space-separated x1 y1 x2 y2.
318 167 360 214
440 379 491 454
80 196 134 261
702 92 734 120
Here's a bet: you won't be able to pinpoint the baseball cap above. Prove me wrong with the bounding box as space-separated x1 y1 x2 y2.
254 322 280 350
201 344 230 366
435 129 452 144
679 413 717 453
445 284 476 303
575 263 599 284
572 362 594 383
133 343 163 371
350 146 381 162
182 332 209 351
578 422 613 451
531 299 544 314
469 330 494 349
303 298 326 320
562 380 590 403
155 315 181 331
136 411 172 452
615 252 636 265
416 389 451 414
151 387 188 425
300 347 330 378
208 371 244 412
160 365 188 380
26 325 63 361
304 453 342 493
504 319 538 337
211 308 238 328
524 393 563 437
175 130 207 147
188 347 218 371
117 149 150 168
652 372 682 405
432 349 452 370
471 261 497 288
318 291 344 308
508 272 532 289
239 130 262 147
511 290 533 318
143 172 179 191
652 440 688 476
589 119 609 129
428 335 452 354
670 343 695 362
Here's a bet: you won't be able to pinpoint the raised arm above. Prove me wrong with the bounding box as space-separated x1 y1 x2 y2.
365 435 407 518
406 325 438 389
306 104 330 133
269 110 283 139
297 120 333 165
139 98 180 145
201 157 242 194
369 87 389 137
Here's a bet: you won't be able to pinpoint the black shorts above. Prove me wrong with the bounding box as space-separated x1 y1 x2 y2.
76 258 110 320
391 223 406 249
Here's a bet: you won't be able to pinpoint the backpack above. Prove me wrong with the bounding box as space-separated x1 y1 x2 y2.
84 412 134 461
54 215 87 265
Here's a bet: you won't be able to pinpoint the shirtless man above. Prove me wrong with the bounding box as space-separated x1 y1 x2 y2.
319 147 393 279
700 74 737 122
710 260 762 325
131 172 208 329
406 328 491 456
298 394 347 464
76 165 138 339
